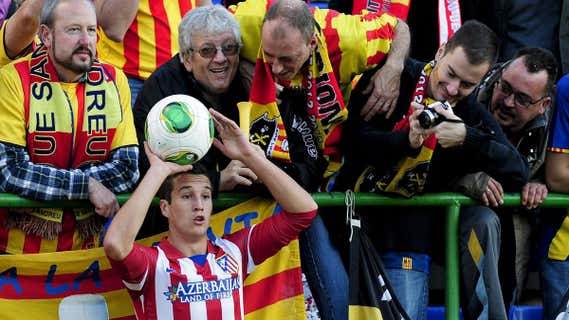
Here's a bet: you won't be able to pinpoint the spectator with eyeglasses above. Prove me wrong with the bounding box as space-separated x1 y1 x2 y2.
495 78 550 110
454 47 558 314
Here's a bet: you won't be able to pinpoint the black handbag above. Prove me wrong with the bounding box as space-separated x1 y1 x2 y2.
346 190 411 320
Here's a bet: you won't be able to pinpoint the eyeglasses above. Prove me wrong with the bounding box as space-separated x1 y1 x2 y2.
189 43 240 59
496 77 548 108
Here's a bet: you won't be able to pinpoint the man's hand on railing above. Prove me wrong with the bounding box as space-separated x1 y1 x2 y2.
88 177 120 218
521 182 548 210
482 177 504 207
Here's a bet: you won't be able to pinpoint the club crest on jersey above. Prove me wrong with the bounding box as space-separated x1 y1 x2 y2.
164 287 179 303
216 254 239 275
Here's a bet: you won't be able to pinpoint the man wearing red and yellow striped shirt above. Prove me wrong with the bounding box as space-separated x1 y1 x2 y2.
97 0 211 106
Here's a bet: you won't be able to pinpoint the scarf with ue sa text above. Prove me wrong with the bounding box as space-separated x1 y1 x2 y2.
9 44 121 240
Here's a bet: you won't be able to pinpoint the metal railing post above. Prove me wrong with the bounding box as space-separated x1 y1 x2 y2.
445 201 461 320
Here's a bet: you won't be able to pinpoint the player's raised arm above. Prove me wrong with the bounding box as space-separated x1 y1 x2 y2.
210 108 317 213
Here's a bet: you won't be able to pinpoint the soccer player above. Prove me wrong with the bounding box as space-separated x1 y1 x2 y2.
104 109 317 319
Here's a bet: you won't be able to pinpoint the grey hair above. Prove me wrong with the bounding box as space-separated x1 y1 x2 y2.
40 0 95 28
263 0 313 43
178 5 242 60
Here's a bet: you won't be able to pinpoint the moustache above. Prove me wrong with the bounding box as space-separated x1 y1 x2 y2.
73 47 93 57
494 103 515 117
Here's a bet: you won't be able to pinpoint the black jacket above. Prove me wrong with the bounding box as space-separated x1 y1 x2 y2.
332 58 529 254
336 58 529 193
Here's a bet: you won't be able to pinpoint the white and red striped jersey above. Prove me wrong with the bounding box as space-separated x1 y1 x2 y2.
109 208 316 320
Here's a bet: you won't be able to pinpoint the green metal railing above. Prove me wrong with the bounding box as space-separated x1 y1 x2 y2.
2 192 569 320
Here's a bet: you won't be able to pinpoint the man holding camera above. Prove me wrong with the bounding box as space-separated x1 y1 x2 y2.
335 20 529 320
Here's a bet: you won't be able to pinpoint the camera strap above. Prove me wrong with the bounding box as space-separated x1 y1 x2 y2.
442 118 464 124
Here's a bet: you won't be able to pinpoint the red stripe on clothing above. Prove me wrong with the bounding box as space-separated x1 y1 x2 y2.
123 16 141 79
75 81 86 158
389 3 411 21
274 143 287 153
178 0 193 18
139 252 158 319
149 1 172 71
351 0 366 14
249 59 277 105
360 11 385 22
14 61 31 124
366 50 388 66
202 262 223 320
22 233 41 253
366 23 394 41
232 279 242 320
169 258 190 320
322 10 342 78
56 212 75 252
130 294 145 320
243 267 302 313
102 62 117 79
0 210 8 252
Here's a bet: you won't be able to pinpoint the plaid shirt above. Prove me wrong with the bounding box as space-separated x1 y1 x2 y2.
0 142 139 200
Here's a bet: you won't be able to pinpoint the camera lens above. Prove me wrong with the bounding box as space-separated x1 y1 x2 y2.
418 109 440 129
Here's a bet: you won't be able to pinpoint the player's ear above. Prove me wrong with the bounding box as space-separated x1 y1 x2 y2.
160 199 171 218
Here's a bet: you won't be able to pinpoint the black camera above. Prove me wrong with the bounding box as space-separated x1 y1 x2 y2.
417 101 451 129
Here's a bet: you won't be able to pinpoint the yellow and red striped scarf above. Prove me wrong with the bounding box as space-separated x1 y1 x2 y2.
245 30 348 185
10 44 121 240
355 61 439 197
